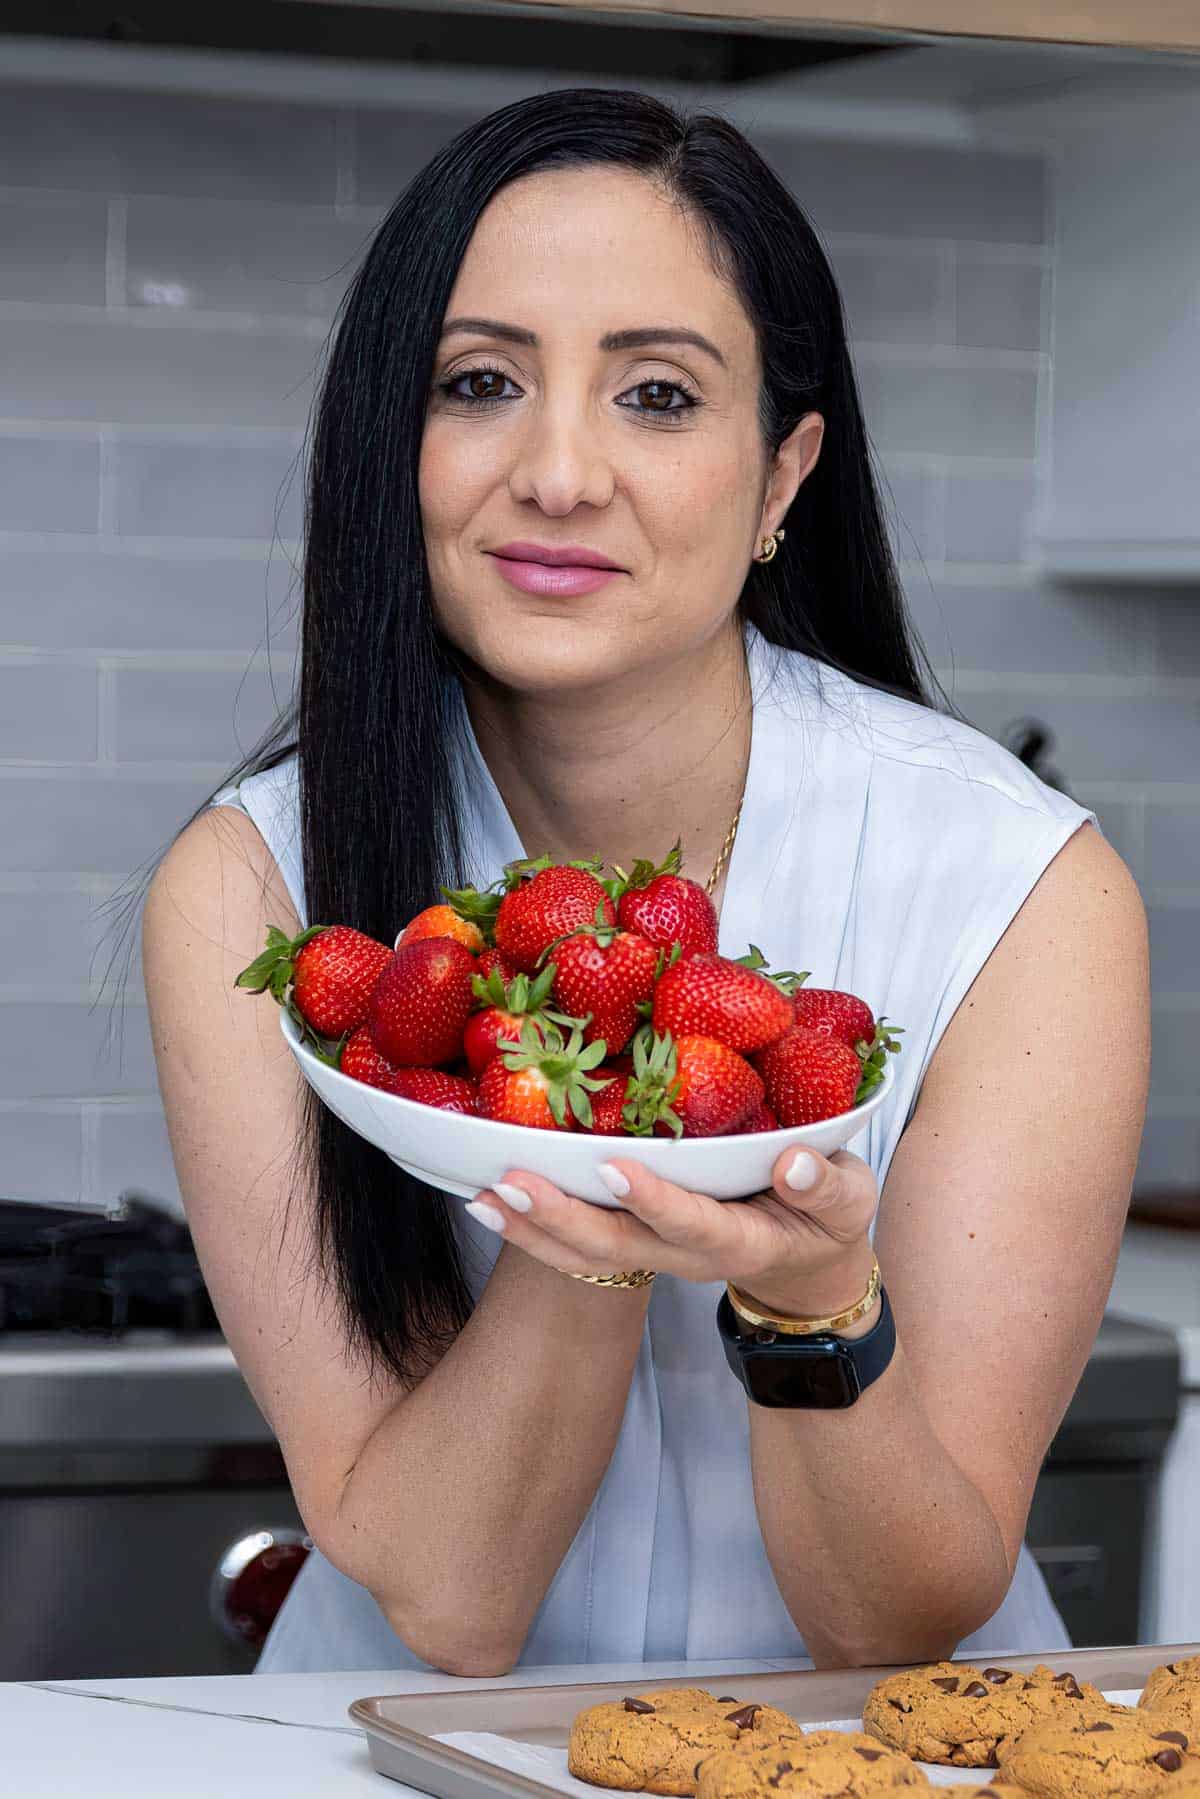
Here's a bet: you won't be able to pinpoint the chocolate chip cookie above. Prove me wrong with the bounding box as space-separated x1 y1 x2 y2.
861 1662 1115 1768
998 1714 1198 1795
567 1690 798 1795
695 1730 927 1798
1141 1660 1200 1741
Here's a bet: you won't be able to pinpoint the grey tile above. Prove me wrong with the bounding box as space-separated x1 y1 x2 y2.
959 690 1200 787
0 87 337 201
0 662 98 759
0 436 100 533
117 440 304 541
0 548 300 653
1148 905 1200 994
906 580 1144 676
0 1105 84 1205
0 888 107 988
0 194 108 304
856 362 1038 459
1135 1115 1200 1193
0 772 219 874
126 196 372 317
354 106 482 206
0 317 321 427
955 258 1045 352
1146 804 1200 888
1150 1007 1200 1099
113 667 294 763
878 464 942 566
829 247 941 345
944 469 1037 565
0 1000 157 1098
757 137 1046 245
1152 593 1200 679
90 1102 185 1216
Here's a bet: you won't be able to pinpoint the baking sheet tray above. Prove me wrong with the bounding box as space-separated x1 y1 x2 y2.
350 1643 1200 1795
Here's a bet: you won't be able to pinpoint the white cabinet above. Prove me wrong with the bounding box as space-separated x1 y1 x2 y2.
1034 86 1200 583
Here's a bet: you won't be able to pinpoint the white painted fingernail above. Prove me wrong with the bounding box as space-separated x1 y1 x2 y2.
465 1200 506 1233
785 1151 819 1192
494 1182 533 1213
596 1162 630 1198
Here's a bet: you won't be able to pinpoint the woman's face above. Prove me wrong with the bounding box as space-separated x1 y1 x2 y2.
420 165 817 696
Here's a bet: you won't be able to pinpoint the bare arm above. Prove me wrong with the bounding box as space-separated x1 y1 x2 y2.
746 822 1150 1663
142 805 647 1675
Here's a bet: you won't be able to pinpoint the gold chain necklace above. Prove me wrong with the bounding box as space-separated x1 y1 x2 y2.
704 795 744 898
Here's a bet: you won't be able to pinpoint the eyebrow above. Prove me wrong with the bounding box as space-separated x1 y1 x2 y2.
439 317 727 369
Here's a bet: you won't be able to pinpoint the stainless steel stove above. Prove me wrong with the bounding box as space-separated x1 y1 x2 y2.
0 1197 307 1680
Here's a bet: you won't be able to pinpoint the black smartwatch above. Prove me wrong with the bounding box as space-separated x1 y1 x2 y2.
716 1285 896 1409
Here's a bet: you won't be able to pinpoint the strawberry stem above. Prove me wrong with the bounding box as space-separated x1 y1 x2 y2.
604 840 683 904
234 923 327 1003
496 1019 610 1128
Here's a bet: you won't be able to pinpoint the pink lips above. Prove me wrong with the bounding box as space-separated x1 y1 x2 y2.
488 541 626 598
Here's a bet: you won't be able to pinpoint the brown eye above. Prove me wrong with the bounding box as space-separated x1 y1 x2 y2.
636 381 680 411
465 370 507 400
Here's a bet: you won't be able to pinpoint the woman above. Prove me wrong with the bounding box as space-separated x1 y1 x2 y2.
141 89 1148 1676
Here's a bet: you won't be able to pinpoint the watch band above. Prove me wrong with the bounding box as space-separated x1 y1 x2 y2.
716 1284 896 1409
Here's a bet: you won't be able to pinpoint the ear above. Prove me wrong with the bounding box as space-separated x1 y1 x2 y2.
758 412 824 539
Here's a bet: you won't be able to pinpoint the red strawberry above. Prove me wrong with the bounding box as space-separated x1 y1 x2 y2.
789 986 875 1050
651 952 793 1056
740 1101 780 1135
752 1025 863 1127
476 1020 608 1130
621 1030 763 1139
386 1068 478 1113
546 918 658 1054
476 947 519 985
236 923 392 1042
494 862 615 974
583 1069 634 1136
366 937 476 1067
396 904 485 955
613 843 718 959
462 964 575 1078
341 1029 477 1112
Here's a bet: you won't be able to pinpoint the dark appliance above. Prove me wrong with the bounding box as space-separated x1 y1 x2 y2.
0 1196 307 1680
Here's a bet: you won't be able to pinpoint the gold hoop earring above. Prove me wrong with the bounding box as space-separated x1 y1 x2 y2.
754 528 785 565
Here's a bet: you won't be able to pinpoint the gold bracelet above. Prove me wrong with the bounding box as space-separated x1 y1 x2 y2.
566 1269 657 1290
726 1258 882 1336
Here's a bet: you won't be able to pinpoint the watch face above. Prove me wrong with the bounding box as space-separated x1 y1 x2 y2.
741 1340 862 1410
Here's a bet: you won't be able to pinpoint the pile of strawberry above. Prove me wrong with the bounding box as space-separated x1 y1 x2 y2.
236 847 900 1138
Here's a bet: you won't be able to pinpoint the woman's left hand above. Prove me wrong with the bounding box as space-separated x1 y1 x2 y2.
466 1145 879 1314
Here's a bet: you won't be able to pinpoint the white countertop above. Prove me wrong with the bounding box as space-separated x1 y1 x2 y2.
4 1660 804 1797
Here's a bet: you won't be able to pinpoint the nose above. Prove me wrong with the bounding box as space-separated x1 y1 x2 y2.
506 396 615 517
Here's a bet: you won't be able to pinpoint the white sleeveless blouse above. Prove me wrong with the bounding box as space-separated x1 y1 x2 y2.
209 624 1094 1671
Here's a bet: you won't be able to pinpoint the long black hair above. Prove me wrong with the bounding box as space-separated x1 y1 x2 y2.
109 87 938 1384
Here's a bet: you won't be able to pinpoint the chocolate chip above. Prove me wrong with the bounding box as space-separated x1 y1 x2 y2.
930 1677 959 1693
716 1697 737 1704
853 1747 884 1761
1052 1672 1079 1687
984 1668 1013 1684
1085 1722 1116 1732
962 1682 990 1699
887 1699 910 1712
623 1698 655 1714
1156 1731 1189 1749
1155 1749 1183 1772
726 1705 760 1729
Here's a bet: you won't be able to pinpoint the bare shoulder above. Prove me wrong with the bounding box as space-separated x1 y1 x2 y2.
920 819 1147 1111
144 798 301 964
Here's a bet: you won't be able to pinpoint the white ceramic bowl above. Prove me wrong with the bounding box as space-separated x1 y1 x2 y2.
280 1009 894 1207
